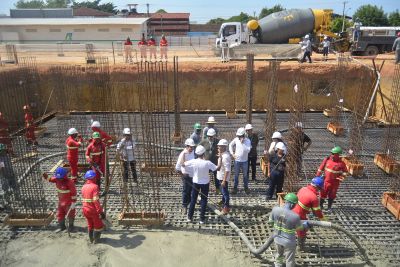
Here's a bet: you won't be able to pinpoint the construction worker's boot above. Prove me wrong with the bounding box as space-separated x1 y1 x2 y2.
93 231 102 244
88 230 94 243
326 199 334 213
298 237 307 252
319 199 325 210
68 218 75 232
58 219 66 231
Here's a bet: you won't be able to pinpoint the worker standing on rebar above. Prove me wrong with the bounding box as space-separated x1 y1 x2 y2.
392 32 400 64
147 36 157 61
216 139 231 214
202 116 218 139
292 177 326 251
300 34 312 63
43 167 77 232
86 132 106 191
175 138 195 214
66 128 83 183
266 142 286 200
23 105 38 146
138 35 147 62
182 145 217 224
265 131 287 157
294 122 312 175
229 127 251 195
82 170 105 244
269 193 308 267
322 36 330 61
316 146 348 213
0 113 12 154
91 121 113 147
124 37 133 63
0 143 17 193
199 128 220 194
190 122 202 145
159 34 168 61
116 128 138 183
245 124 259 181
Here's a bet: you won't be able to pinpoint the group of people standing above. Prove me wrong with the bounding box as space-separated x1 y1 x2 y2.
124 34 168 63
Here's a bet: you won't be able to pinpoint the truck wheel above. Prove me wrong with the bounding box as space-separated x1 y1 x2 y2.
364 46 379 56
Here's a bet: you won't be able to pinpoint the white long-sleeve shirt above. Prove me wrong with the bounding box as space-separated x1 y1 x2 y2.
229 137 251 162
184 158 217 184
217 151 231 181
175 149 195 177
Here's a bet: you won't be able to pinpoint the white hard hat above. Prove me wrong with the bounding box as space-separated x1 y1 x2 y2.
245 124 253 130
184 138 195 147
217 139 228 146
272 131 282 139
68 128 78 135
195 145 206 155
305 34 310 39
207 128 216 136
236 127 246 136
123 128 131 135
207 116 216 124
324 36 328 40
275 142 285 151
91 121 101 128
295 122 303 128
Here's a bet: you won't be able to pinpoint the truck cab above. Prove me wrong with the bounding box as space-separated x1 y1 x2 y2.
216 22 250 48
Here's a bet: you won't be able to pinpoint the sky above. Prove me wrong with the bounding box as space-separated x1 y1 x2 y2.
0 0 398 23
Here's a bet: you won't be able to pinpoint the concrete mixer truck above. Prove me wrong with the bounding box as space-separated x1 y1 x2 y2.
215 8 350 53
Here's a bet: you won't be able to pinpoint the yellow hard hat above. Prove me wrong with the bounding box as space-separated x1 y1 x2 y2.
247 20 259 31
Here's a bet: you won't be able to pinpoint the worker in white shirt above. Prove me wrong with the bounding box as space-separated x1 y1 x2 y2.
229 127 252 195
116 128 138 183
175 138 196 214
265 131 287 156
217 139 231 214
181 145 217 224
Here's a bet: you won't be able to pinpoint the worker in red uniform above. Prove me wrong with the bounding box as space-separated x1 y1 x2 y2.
66 128 83 183
91 121 113 147
86 132 105 191
82 170 105 243
43 167 77 231
147 36 157 61
292 176 326 251
0 112 13 154
316 146 348 212
124 37 133 63
23 105 38 146
159 34 168 61
138 35 147 61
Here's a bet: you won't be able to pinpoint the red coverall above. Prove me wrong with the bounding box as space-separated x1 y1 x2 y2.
85 140 105 187
66 136 82 182
316 156 348 200
82 179 104 232
159 38 168 60
91 127 113 147
138 40 148 60
147 39 157 60
0 116 12 152
47 176 77 222
24 112 36 143
292 184 325 238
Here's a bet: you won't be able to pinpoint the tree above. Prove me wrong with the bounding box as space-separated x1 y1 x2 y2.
15 0 46 8
388 10 400 26
207 17 225 25
72 0 117 14
46 0 71 8
226 12 254 23
353 5 389 26
155 9 167 13
258 5 285 19
330 17 352 33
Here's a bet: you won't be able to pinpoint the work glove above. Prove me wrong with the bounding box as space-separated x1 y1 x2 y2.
100 212 106 220
42 173 48 180
70 203 76 210
302 221 310 230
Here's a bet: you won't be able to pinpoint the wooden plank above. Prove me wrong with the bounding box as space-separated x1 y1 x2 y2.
4 212 54 227
11 152 38 164
381 192 400 220
50 159 64 173
118 211 165 226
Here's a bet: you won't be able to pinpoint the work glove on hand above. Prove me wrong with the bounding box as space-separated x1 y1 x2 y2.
42 173 48 180
100 212 106 220
70 203 76 210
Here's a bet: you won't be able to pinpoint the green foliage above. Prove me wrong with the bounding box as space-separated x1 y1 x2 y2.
155 9 167 13
207 18 225 25
330 17 352 33
46 0 71 8
353 4 389 26
259 5 285 19
388 10 400 26
15 0 46 8
207 12 256 24
72 0 117 14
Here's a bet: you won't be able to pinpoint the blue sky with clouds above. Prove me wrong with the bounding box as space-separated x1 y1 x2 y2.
0 0 398 23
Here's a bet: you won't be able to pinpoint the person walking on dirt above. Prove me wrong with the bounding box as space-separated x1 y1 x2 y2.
245 124 259 181
266 142 286 200
200 128 220 194
124 37 133 63
392 32 400 64
216 139 231 214
116 128 138 183
86 132 106 191
300 34 312 63
66 128 83 183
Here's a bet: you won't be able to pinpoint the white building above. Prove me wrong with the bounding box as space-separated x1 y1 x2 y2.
0 18 148 43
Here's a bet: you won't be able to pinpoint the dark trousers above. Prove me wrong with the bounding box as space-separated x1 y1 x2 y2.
181 174 193 208
122 160 137 181
323 47 329 57
221 181 230 208
302 51 312 63
212 170 220 190
247 156 257 180
267 170 284 198
188 183 209 221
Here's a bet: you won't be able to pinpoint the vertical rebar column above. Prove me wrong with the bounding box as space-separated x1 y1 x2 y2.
246 53 254 124
264 61 280 148
173 56 181 142
331 53 347 125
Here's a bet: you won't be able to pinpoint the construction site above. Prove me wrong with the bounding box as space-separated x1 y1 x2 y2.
0 40 399 267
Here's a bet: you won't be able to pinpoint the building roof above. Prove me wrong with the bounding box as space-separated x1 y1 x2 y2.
73 7 113 17
128 13 190 19
0 17 148 26
10 8 73 18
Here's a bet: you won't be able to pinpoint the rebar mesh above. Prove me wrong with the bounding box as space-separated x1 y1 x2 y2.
264 61 280 146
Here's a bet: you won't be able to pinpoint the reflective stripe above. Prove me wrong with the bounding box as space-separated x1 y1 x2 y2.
66 146 78 149
71 196 77 199
312 206 321 211
94 227 104 232
274 225 296 234
57 189 70 194
68 176 77 180
90 152 103 156
325 167 343 174
82 198 94 202
298 201 311 211
93 196 99 201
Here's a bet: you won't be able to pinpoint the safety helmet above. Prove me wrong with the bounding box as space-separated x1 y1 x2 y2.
236 127 246 136
92 132 101 139
207 116 216 124
23 105 30 110
284 193 298 204
0 112 3 118
194 123 202 130
295 122 303 128
275 142 285 151
55 167 68 179
184 138 195 147
207 128 216 137
305 34 310 39
324 36 328 40
123 128 131 135
0 143 6 152
68 128 78 135
217 139 228 146
195 145 206 155
272 131 282 139
84 170 96 180
245 124 253 130
311 176 324 188
331 146 342 154
397 32 400 37
91 121 101 128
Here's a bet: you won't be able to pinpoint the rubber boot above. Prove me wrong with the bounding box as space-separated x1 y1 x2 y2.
326 199 334 213
68 218 74 232
88 230 94 243
319 198 325 210
298 237 306 252
93 231 102 244
58 219 66 231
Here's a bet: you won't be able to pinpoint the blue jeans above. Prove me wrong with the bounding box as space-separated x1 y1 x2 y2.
182 174 193 208
267 170 284 198
221 181 230 208
234 161 249 189
188 183 209 221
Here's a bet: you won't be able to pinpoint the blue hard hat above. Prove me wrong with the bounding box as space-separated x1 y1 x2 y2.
311 176 324 188
55 167 68 179
84 170 96 179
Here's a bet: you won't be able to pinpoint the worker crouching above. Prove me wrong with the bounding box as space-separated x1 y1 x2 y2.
43 167 77 231
82 170 105 244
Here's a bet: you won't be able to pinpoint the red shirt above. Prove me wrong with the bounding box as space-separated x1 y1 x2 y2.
138 40 147 46
160 38 168 47
66 136 81 160
316 156 348 182
82 179 103 214
147 39 156 46
292 185 324 219
24 112 33 126
124 40 132 45
92 127 113 146
48 177 77 204
85 140 105 165
0 118 9 137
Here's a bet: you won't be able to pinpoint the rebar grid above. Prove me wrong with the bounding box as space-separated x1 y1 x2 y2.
5 44 18 64
264 61 280 148
330 53 347 125
246 53 254 124
173 56 181 136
